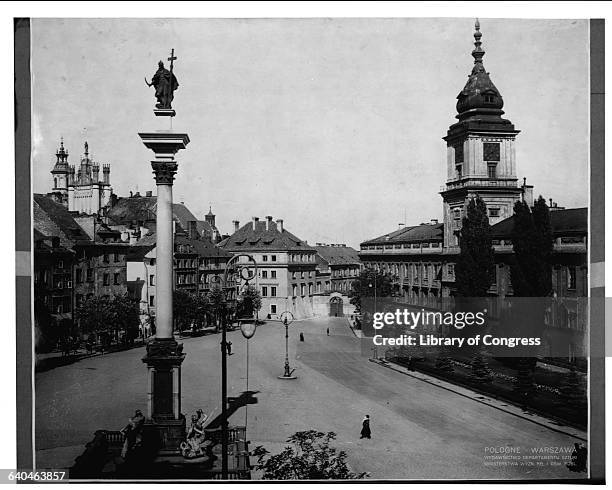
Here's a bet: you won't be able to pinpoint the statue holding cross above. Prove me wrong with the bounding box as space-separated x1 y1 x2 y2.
145 49 179 110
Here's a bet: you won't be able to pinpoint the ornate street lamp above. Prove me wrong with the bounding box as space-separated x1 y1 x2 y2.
215 254 258 479
278 311 296 379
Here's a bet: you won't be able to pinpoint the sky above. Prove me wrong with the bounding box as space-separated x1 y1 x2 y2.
31 18 589 249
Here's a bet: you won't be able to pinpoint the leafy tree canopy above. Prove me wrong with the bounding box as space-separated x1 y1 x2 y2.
252 430 367 480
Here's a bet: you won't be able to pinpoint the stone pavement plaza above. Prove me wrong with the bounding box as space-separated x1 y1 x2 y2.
35 317 587 480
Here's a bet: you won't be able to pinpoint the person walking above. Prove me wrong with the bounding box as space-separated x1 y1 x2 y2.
326 327 330 336
360 414 371 439
226 340 233 356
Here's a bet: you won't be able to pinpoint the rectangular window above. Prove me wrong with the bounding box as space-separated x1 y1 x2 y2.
103 253 109 263
487 163 497 179
113 272 120 285
454 143 464 164
271 255 277 262
489 208 500 218
262 255 268 262
262 286 268 297
270 304 277 314
114 252 120 262
483 142 500 161
455 164 462 180
447 264 455 277
103 273 110 286
76 269 82 283
150 274 155 286
271 270 277 279
567 266 577 290
150 295 155 306
57 260 64 269
262 271 268 279
271 286 277 297
292 284 297 296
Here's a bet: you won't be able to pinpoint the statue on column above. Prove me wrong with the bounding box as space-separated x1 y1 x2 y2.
145 60 179 109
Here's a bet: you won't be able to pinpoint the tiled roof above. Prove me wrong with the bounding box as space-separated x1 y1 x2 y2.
219 220 315 252
491 207 587 238
134 232 231 258
314 245 361 266
33 194 91 248
107 196 218 237
361 223 444 246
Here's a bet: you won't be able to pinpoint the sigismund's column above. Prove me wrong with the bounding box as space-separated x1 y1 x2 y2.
139 51 189 453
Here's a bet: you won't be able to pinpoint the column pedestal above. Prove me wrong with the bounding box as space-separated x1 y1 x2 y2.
142 338 186 453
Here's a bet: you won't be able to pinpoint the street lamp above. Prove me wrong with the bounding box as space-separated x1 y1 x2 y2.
278 311 296 380
214 253 258 479
237 315 258 443
369 279 377 313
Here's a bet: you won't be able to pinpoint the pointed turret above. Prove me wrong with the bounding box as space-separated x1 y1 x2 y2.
51 137 70 200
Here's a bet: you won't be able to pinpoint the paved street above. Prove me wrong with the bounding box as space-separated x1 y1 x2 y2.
35 317 586 480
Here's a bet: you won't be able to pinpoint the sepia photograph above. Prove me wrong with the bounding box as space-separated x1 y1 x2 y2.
15 11 603 482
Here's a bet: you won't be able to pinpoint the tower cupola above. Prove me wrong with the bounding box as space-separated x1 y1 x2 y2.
456 20 505 121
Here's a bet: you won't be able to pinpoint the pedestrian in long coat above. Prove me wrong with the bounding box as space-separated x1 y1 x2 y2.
360 415 371 439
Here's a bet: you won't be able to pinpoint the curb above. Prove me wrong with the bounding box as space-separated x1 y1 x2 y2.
369 358 587 442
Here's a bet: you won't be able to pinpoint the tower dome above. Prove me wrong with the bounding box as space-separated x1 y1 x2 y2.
456 20 505 121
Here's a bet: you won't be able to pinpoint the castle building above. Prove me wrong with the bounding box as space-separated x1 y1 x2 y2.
359 21 588 325
50 140 113 215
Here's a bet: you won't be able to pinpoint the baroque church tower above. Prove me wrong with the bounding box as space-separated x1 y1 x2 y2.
440 21 532 248
50 138 70 203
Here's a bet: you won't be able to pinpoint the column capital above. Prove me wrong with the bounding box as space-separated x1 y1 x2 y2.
151 161 178 185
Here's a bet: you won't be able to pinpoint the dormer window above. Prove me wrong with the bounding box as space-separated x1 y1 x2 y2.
484 94 495 104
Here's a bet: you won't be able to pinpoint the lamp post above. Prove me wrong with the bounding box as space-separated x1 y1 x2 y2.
369 279 377 313
214 254 258 479
277 311 296 379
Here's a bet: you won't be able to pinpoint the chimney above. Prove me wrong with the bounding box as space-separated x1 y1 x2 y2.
232 220 240 233
188 220 198 239
252 216 259 230
145 190 152 197
276 218 283 233
129 230 138 245
430 218 439 225
265 215 273 231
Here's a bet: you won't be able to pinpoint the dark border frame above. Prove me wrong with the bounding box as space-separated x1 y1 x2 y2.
14 17 605 482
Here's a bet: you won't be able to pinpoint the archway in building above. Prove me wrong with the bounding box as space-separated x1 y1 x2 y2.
329 295 344 317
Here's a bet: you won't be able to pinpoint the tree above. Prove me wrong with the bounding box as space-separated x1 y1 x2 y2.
173 290 197 334
207 287 227 331
252 430 367 480
511 196 553 297
455 197 495 376
455 197 495 297
510 197 553 393
236 285 262 318
109 295 140 345
348 268 394 313
76 296 112 337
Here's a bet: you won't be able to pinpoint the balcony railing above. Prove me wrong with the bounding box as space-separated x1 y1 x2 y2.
441 178 518 192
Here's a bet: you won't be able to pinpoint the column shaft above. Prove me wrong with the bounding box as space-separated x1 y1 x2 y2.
156 182 174 339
